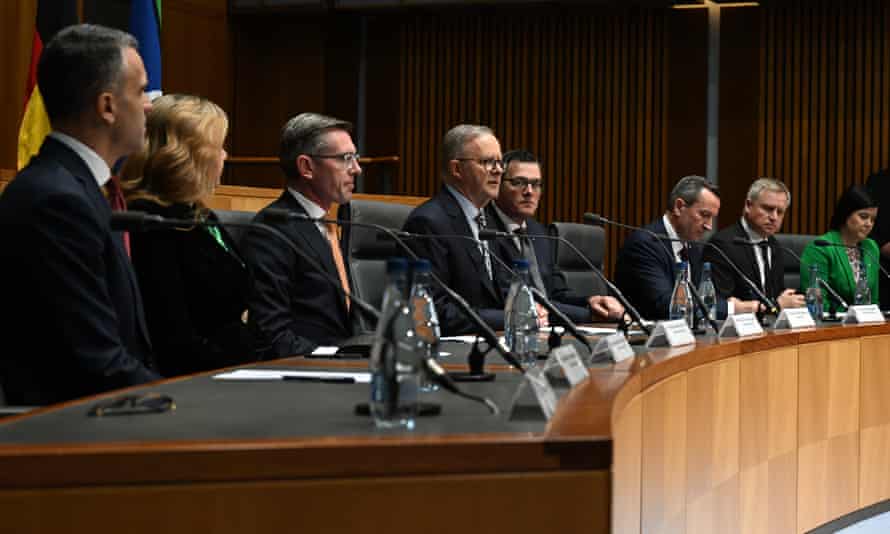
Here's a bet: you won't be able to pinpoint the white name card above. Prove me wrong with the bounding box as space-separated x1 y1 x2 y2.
773 307 816 329
591 333 635 363
843 304 885 325
552 345 590 386
525 367 558 419
645 319 696 348
717 313 764 339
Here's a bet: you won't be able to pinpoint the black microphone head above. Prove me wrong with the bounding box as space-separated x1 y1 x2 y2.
732 236 757 246
813 239 831 247
110 211 164 231
583 213 606 225
478 229 504 241
262 208 315 223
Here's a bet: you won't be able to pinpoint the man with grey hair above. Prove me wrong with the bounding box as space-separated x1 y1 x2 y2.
704 178 805 311
0 24 158 405
245 112 361 358
403 124 528 335
615 175 755 320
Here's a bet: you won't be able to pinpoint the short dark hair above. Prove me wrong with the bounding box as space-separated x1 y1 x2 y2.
279 112 353 180
667 175 720 210
830 184 878 230
502 149 539 178
37 24 137 125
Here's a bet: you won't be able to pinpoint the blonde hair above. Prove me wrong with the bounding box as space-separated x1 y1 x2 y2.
123 94 228 208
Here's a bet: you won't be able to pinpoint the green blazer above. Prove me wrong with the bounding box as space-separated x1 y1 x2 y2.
800 230 880 310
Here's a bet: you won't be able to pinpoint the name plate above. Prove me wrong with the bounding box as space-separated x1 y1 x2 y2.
717 313 764 339
591 332 635 363
773 307 816 329
552 345 590 386
843 304 885 325
645 319 696 348
523 367 558 420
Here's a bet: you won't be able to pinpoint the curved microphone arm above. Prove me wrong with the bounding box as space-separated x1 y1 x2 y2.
814 239 890 281
766 240 850 310
702 240 779 315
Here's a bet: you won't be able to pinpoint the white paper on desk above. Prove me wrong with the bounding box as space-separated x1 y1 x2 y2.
310 346 340 356
540 325 619 336
440 335 479 343
213 369 371 383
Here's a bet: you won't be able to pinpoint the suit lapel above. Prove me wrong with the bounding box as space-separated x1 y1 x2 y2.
440 190 501 303
278 193 341 279
734 222 765 292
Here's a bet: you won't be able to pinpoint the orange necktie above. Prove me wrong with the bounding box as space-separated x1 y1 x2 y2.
325 223 351 310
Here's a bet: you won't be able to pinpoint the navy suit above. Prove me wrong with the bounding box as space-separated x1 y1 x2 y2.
244 192 354 358
703 220 785 304
485 206 596 324
0 137 159 405
402 187 507 335
614 218 727 321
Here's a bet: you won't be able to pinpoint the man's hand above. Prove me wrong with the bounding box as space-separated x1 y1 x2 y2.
777 288 806 309
535 303 550 327
588 295 625 320
729 297 761 314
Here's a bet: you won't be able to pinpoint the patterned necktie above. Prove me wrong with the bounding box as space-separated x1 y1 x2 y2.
757 240 771 289
515 228 546 293
474 211 493 279
325 223 351 310
105 175 130 257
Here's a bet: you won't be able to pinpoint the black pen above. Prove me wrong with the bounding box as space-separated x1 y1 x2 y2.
282 375 356 384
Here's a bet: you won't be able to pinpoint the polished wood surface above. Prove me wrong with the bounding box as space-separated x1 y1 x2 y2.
4 324 890 533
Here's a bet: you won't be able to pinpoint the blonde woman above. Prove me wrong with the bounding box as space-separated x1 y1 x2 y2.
123 94 254 376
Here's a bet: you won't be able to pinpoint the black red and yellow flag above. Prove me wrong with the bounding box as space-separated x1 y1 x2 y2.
17 1 79 170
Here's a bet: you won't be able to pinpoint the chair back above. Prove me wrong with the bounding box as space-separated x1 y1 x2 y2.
775 233 817 291
548 222 606 296
213 209 256 249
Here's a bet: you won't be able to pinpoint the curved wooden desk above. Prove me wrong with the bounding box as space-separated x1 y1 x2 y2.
2 324 889 533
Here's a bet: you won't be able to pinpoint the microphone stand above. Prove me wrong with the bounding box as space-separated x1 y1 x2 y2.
261 209 527 377
770 240 850 312
584 214 721 334
702 241 779 315
480 228 652 337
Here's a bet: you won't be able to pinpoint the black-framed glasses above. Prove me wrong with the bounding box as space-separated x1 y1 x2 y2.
503 177 544 191
309 152 361 166
87 392 175 417
455 158 505 172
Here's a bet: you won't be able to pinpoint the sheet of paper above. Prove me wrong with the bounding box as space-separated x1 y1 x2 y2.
311 346 340 356
213 369 371 383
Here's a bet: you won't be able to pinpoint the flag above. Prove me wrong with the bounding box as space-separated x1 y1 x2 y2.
16 1 79 170
130 0 162 100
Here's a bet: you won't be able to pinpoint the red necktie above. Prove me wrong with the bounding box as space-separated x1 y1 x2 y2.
106 175 130 257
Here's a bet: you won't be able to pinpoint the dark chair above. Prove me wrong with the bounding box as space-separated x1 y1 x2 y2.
213 209 256 249
548 221 606 296
344 199 416 329
775 233 817 291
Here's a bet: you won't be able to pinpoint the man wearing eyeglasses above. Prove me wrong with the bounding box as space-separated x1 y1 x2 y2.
487 150 624 324
403 124 539 335
244 113 361 358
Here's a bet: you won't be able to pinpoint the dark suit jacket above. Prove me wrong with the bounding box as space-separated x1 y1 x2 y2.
402 187 507 335
703 220 785 304
614 218 727 321
0 137 159 405
244 192 354 358
485 206 596 324
128 199 255 377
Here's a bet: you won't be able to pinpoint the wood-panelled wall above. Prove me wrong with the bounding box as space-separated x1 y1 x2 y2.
397 8 704 271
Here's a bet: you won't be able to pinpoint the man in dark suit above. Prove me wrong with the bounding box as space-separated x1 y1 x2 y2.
245 113 360 358
0 25 159 405
704 178 805 311
487 149 624 324
615 175 755 321
403 124 544 335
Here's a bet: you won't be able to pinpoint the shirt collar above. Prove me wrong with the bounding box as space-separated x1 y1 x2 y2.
48 131 111 187
491 202 524 234
662 213 685 260
740 216 768 242
445 184 487 237
287 187 328 234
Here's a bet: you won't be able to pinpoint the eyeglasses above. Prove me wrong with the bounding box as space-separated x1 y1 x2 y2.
455 158 505 172
87 392 176 417
503 177 544 191
309 152 361 167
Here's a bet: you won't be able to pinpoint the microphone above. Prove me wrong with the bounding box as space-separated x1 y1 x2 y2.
697 239 779 315
111 211 382 323
761 238 850 310
584 213 723 332
478 228 652 337
813 239 890 281
261 209 527 376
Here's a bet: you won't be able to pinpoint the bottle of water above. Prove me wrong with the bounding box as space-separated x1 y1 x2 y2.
698 261 717 328
805 263 824 321
369 258 421 430
409 259 440 392
669 261 693 328
504 259 540 367
854 259 871 305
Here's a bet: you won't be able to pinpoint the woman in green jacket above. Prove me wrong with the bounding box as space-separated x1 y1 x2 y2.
800 184 880 312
